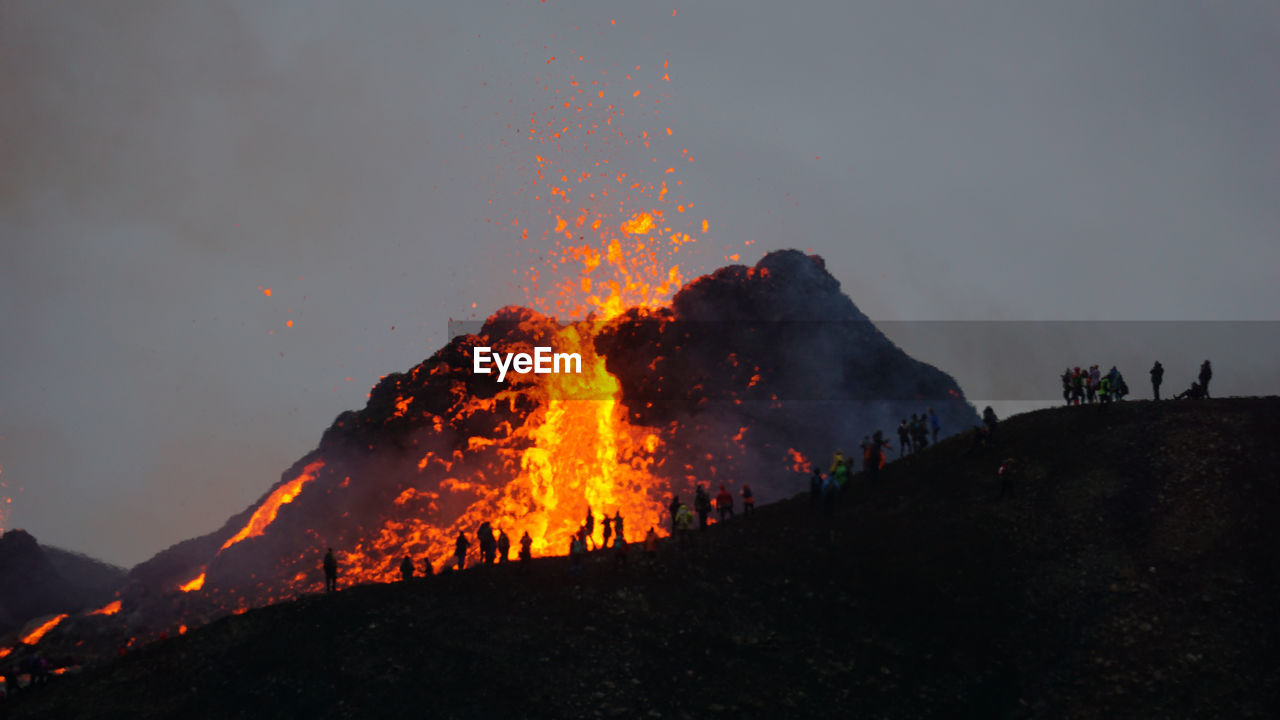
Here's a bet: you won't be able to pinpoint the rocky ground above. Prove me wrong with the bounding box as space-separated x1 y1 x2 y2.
4 397 1278 719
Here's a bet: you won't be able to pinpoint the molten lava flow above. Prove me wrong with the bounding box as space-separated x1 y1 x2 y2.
220 462 325 552
21 614 68 645
456 321 666 556
89 600 122 616
179 572 206 592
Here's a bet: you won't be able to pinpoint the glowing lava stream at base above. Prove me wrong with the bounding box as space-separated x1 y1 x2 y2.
502 321 666 557
219 462 326 553
331 316 670 585
20 614 69 646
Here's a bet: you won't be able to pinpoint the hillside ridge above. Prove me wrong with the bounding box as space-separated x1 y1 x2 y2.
6 397 1279 719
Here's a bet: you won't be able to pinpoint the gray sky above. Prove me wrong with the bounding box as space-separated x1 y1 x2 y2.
2 1 1278 567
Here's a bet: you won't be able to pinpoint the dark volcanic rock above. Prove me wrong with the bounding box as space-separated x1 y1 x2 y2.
0 530 122 636
9 398 1280 719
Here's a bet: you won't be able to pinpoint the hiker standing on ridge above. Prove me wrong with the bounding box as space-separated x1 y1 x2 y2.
1061 368 1073 405
1199 360 1213 398
929 407 941 445
913 414 929 452
644 527 659 560
497 528 511 563
832 455 851 493
602 514 613 550
323 547 338 592
716 484 734 522
810 466 823 504
1150 361 1164 400
584 507 596 550
675 502 695 551
897 420 910 456
478 521 496 565
518 531 533 564
454 531 470 571
399 555 414 582
864 431 888 484
613 511 625 544
668 495 681 535
694 485 712 530
982 406 999 432
741 484 755 516
829 450 847 475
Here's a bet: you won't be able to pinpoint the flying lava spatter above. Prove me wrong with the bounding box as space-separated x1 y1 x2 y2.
192 19 715 599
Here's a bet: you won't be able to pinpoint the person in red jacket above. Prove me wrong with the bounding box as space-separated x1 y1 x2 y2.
715 484 734 522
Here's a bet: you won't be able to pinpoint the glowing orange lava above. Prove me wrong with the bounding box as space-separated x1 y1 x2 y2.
21 614 68 645
89 600 122 616
179 572 206 592
220 462 325 552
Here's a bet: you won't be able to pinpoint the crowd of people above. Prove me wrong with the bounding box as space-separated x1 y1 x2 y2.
896 408 941 457
664 483 756 552
322 360 1223 589
1061 360 1213 404
1060 365 1130 405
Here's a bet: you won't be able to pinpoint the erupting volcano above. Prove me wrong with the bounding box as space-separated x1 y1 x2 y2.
17 35 977 644
125 248 976 625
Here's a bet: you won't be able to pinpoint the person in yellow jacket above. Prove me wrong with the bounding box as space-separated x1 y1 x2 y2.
674 503 695 551
828 451 845 474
